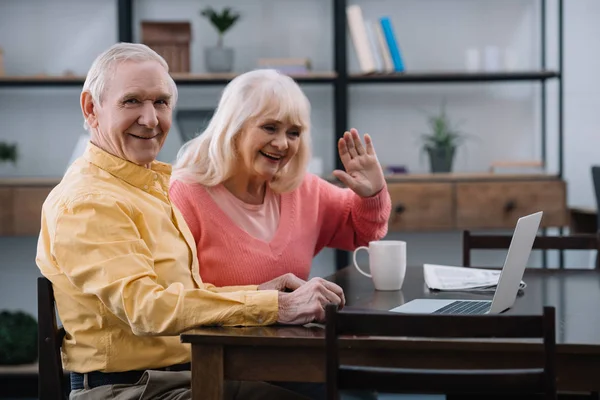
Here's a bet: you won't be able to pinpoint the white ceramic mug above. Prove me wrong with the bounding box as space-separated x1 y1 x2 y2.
353 240 407 291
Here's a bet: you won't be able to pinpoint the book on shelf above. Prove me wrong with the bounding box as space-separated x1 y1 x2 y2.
346 5 406 74
364 19 384 72
379 16 405 73
372 21 395 73
346 5 377 74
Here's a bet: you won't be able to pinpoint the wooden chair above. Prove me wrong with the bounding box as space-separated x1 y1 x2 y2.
462 231 600 269
592 166 600 230
325 304 557 399
37 277 68 400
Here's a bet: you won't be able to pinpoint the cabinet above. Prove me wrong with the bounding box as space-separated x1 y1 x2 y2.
386 174 567 233
455 180 566 229
387 182 454 231
0 180 57 236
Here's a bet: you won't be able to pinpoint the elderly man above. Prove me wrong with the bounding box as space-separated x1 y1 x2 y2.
36 43 344 400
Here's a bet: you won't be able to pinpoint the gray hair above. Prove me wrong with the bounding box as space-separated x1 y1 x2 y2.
81 42 178 131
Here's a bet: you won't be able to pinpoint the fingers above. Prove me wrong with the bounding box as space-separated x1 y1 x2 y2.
257 278 278 291
332 169 354 189
284 273 305 291
339 129 370 160
309 278 346 308
344 131 358 158
351 128 366 155
277 278 347 325
320 288 343 307
337 137 352 167
320 280 346 308
364 133 376 156
313 304 326 323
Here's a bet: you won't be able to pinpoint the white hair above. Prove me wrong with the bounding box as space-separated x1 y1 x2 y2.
171 69 312 193
81 42 178 131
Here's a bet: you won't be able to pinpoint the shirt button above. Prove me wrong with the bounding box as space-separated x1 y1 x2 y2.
153 173 158 180
257 317 264 324
143 185 149 190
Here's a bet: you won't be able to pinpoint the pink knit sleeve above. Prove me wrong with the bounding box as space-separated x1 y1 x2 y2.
313 175 391 252
169 180 201 243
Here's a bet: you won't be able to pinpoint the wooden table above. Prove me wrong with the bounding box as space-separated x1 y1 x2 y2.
181 266 600 399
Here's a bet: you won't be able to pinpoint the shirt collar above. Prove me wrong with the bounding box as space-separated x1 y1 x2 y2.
83 142 172 191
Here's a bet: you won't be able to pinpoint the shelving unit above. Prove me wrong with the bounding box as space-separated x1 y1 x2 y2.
332 0 564 270
347 70 560 83
0 0 565 270
0 72 337 87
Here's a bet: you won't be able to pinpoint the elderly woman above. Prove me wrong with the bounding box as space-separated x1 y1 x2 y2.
169 69 391 288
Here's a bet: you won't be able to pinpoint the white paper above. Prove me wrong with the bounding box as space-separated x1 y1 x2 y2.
424 264 526 293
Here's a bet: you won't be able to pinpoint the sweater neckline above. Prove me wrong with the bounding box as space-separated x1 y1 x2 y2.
192 183 295 256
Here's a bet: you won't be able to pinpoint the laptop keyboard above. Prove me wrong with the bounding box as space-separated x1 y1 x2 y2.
432 300 491 315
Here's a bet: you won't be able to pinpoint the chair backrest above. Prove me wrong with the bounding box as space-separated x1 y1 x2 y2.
592 166 600 229
37 277 67 400
325 304 556 399
462 231 600 269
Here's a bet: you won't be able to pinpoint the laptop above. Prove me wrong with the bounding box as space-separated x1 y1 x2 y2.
390 211 543 315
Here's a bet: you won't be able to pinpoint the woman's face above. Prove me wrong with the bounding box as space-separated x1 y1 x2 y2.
236 113 303 183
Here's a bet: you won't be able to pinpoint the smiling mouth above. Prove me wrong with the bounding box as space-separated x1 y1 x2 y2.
128 133 160 140
259 150 284 161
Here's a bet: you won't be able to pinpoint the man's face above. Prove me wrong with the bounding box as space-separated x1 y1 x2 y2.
86 60 173 166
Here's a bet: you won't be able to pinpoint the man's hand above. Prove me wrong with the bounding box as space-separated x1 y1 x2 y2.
276 278 346 325
257 273 306 292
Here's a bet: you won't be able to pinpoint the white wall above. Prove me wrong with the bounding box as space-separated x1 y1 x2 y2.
0 0 598 317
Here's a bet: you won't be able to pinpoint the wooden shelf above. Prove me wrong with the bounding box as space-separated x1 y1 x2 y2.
381 172 562 183
0 70 559 86
326 172 562 184
0 177 61 186
171 72 337 84
0 363 38 375
0 71 337 87
348 70 561 84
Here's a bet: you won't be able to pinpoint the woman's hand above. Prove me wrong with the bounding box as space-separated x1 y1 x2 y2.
333 128 385 198
257 273 306 292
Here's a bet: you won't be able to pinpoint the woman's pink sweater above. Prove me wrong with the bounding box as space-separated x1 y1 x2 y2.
169 173 391 286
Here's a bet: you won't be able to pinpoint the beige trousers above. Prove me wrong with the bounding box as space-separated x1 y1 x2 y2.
69 370 311 400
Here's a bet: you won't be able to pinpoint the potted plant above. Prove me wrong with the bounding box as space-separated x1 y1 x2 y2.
0 310 38 365
200 6 240 73
419 104 466 173
0 141 18 165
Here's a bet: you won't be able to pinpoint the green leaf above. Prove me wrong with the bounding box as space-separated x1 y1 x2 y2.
200 6 241 36
418 102 468 152
0 311 37 365
0 142 18 164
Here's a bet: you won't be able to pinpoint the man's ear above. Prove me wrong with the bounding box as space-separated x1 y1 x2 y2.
81 91 99 129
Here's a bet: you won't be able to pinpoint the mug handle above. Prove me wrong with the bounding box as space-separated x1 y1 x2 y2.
353 246 372 278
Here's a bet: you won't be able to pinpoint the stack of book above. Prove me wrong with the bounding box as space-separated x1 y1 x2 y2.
346 5 406 75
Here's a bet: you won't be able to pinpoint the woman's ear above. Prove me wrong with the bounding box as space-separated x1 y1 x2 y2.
81 91 99 129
